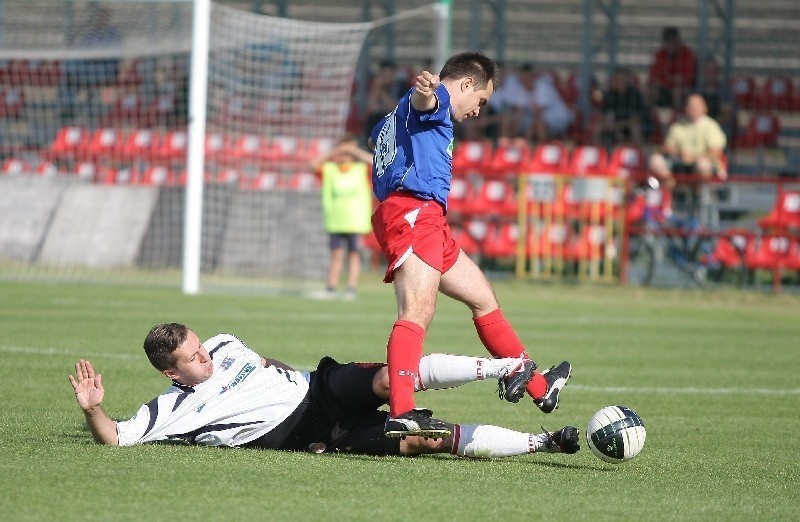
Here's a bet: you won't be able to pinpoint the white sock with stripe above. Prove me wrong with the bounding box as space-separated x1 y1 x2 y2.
416 354 524 391
451 424 547 458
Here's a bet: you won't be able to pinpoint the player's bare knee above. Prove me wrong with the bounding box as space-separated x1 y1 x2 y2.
373 367 390 399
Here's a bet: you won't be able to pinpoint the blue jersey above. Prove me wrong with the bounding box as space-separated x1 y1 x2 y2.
370 84 454 209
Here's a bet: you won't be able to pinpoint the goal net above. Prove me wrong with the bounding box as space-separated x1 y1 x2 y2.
0 0 437 293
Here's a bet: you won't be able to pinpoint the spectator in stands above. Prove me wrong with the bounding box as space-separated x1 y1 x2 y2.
697 56 735 139
311 136 374 300
487 63 528 140
596 68 650 148
647 26 697 112
364 60 410 141
60 3 122 124
649 93 727 189
522 64 574 143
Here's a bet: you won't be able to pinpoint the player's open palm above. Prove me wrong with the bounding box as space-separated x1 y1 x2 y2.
69 359 105 411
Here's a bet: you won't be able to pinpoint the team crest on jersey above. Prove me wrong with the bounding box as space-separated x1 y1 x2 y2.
373 109 397 179
220 357 235 370
447 139 454 157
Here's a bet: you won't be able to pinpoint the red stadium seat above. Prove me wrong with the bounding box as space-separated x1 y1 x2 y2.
471 178 518 218
452 139 492 177
0 86 24 119
575 224 608 260
735 112 781 149
757 190 800 231
74 161 99 181
528 223 575 260
140 166 176 186
569 145 609 176
744 235 794 271
450 224 480 257
482 222 519 259
100 91 153 127
86 128 122 160
48 127 90 162
710 229 749 269
204 132 231 162
730 75 758 110
762 76 794 111
526 143 569 174
447 176 476 217
607 146 646 180
2 158 30 175
304 137 336 163
241 171 283 191
263 136 303 165
155 130 188 163
287 172 320 191
230 134 266 165
116 128 159 163
488 139 530 178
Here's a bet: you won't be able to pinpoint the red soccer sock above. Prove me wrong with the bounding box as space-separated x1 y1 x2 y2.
473 309 547 400
387 320 425 417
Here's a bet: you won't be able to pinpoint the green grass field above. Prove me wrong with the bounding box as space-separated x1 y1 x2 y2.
1 277 798 521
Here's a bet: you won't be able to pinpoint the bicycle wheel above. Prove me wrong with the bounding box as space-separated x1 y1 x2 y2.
627 234 655 286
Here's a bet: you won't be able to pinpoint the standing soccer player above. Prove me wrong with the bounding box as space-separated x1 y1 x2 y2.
368 52 572 439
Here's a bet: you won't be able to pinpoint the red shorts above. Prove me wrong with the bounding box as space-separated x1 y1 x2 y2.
371 192 460 283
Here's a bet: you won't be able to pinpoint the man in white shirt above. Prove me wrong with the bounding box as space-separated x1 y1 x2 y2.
69 322 580 458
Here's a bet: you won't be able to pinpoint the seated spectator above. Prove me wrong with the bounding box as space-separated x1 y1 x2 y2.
522 64 574 143
487 62 529 140
364 60 409 139
60 4 122 123
649 93 727 189
647 27 697 112
596 68 649 148
697 56 735 139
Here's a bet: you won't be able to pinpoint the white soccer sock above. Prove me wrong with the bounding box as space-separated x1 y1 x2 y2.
452 424 548 458
416 354 524 391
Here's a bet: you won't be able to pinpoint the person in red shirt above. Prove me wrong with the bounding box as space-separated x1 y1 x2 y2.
647 27 697 111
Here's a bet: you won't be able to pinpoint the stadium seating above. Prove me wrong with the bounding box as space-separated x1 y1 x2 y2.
86 128 122 160
574 224 607 260
743 234 794 271
452 139 492 177
140 166 176 186
488 139 530 178
48 126 90 162
449 224 480 257
568 145 609 176
0 86 24 119
735 112 781 149
528 222 575 260
471 178 518 217
526 142 569 174
154 130 188 163
710 229 749 269
607 146 646 180
446 176 475 217
241 171 283 191
730 74 758 110
481 222 519 259
2 158 30 175
117 128 158 163
761 76 795 111
757 190 800 231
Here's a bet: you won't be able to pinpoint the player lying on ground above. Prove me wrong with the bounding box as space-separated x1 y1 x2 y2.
69 323 580 458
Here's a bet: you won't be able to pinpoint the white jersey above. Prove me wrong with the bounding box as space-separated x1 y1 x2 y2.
115 334 310 447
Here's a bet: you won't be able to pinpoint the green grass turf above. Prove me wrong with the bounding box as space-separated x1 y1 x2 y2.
1 277 798 521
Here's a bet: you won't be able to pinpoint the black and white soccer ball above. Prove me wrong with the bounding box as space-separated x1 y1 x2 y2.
586 405 646 463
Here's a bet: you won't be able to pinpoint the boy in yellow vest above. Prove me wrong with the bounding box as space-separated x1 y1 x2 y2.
312 137 374 299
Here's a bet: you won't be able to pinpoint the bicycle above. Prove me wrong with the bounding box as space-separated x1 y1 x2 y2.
625 177 741 287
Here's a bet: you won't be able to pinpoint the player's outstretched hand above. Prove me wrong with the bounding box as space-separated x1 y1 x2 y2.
69 359 105 411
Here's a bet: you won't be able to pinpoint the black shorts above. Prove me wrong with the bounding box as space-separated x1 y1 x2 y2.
666 156 719 176
244 357 400 456
329 233 361 253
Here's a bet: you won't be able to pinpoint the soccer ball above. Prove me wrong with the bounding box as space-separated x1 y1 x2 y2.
586 405 646 463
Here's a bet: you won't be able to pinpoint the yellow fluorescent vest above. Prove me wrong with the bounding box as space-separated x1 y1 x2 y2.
321 161 373 234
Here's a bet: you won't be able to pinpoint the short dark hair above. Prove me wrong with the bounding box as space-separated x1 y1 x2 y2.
662 26 680 42
439 51 497 91
144 323 189 371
